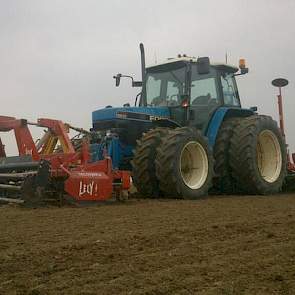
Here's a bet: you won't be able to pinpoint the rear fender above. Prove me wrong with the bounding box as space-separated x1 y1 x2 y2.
206 107 254 148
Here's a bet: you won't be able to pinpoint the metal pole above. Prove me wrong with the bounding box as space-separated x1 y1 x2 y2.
272 77 291 170
277 83 292 168
277 87 286 139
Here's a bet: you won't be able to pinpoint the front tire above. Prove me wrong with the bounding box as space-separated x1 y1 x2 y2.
132 128 168 198
155 127 213 199
229 115 287 194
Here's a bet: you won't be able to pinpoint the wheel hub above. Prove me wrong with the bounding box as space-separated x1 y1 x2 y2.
180 141 209 189
257 130 282 183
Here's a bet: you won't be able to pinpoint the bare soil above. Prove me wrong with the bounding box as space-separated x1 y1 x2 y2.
1 194 295 295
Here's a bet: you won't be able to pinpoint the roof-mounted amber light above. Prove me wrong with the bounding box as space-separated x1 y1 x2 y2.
239 58 246 69
235 58 249 76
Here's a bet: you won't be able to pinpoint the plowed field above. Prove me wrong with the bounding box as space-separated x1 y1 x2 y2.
1 194 295 294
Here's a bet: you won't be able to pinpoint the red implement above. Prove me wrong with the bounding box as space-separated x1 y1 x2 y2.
64 158 130 201
0 116 130 203
0 137 5 158
0 116 39 160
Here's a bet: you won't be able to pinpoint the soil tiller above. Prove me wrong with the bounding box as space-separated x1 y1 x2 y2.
0 116 130 205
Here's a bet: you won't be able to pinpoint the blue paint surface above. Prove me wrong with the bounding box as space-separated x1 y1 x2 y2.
89 143 104 162
206 107 254 148
206 107 229 148
90 139 133 169
92 106 170 123
108 138 133 169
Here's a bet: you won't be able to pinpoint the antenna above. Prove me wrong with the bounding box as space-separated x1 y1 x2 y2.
154 51 157 64
225 52 228 64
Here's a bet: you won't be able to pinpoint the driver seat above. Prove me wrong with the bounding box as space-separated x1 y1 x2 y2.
192 93 211 105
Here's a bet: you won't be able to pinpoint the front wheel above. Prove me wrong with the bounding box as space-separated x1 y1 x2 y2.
132 127 168 198
155 127 213 199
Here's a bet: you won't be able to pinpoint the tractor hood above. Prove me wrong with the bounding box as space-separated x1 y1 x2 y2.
92 106 170 125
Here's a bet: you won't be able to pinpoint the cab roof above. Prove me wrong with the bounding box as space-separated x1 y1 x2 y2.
146 56 239 74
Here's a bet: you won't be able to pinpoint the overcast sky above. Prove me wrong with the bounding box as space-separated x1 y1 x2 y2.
1 0 295 153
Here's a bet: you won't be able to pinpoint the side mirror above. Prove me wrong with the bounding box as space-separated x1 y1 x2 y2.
196 57 210 74
240 68 249 75
113 73 122 87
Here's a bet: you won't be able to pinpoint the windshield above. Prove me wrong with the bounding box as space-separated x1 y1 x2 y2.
145 67 186 107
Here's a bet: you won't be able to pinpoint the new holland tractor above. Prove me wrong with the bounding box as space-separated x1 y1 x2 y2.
92 44 287 199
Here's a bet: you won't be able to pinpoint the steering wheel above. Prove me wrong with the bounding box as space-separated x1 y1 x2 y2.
151 96 166 106
167 94 179 106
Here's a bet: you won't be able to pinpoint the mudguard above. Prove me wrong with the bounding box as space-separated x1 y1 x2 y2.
206 107 254 148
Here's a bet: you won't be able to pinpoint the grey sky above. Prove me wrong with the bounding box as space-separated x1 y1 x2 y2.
1 0 295 153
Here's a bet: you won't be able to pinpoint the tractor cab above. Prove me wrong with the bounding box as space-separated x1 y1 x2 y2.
143 57 244 131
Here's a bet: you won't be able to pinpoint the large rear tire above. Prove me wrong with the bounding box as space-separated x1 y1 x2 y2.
229 115 287 194
155 127 213 199
132 128 168 198
213 117 240 194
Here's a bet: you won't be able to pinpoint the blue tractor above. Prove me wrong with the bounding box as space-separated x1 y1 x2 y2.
92 44 287 198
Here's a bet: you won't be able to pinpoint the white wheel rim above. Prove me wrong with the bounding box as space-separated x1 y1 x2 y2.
257 130 282 183
180 141 209 189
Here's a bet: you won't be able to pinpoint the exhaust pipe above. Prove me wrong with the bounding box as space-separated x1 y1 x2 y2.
140 43 147 106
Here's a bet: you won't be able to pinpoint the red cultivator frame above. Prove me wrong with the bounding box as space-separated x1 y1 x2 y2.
0 116 130 204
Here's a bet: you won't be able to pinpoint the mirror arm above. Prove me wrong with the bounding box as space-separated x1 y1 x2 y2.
113 74 142 87
121 74 134 82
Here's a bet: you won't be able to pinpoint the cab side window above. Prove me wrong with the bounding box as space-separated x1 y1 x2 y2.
191 77 218 106
166 81 182 106
146 76 161 106
221 75 240 106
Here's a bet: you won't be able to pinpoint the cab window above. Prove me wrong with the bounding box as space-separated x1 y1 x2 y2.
146 76 161 104
189 66 221 131
190 65 220 109
191 77 218 106
146 67 185 107
166 81 182 106
221 74 240 106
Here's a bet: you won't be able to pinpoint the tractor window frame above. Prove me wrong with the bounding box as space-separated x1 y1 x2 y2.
190 65 223 107
218 72 241 108
144 64 187 107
